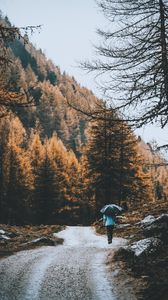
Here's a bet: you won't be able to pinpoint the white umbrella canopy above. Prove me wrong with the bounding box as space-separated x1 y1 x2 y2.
100 204 123 216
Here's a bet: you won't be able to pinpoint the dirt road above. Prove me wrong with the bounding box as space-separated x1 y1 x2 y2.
0 226 134 300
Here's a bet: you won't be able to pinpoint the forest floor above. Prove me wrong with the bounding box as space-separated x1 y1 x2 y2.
0 224 64 258
96 199 168 300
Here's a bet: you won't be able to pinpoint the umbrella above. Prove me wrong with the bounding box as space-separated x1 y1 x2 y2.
100 204 123 216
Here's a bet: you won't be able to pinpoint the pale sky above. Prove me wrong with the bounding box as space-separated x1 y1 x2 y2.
1 0 103 93
0 0 168 147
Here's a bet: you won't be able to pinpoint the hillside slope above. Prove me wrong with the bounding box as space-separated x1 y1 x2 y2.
1 13 101 157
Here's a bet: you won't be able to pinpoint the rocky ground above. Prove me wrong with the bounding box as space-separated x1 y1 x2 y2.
0 224 64 258
96 199 168 300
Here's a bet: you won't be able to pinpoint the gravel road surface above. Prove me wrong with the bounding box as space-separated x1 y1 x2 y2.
0 226 132 300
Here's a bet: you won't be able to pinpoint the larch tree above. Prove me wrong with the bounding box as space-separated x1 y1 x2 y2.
28 130 45 222
63 149 86 223
0 116 12 222
33 144 60 224
82 105 152 217
5 142 34 224
83 0 168 127
46 134 69 209
2 116 34 224
46 133 87 224
0 12 41 117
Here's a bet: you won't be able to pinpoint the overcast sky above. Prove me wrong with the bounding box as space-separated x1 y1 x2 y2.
1 0 168 147
1 0 103 93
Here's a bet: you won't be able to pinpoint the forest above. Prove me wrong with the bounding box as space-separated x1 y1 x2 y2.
0 12 168 226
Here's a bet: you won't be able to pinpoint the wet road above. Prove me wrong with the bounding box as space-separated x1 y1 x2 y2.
0 226 127 300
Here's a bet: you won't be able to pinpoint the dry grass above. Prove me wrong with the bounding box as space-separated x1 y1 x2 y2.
0 224 64 258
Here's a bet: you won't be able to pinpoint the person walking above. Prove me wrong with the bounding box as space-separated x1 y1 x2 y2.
103 214 116 244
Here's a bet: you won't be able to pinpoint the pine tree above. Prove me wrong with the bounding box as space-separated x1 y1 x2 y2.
46 133 70 219
82 106 152 217
33 147 60 224
28 130 45 223
2 117 34 224
0 116 11 222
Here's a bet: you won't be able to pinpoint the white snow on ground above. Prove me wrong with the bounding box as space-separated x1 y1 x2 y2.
0 226 127 300
1 235 10 240
129 237 162 257
136 213 168 227
136 215 156 226
55 226 126 249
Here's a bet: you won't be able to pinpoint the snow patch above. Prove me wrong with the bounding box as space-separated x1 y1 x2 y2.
1 234 10 240
55 226 126 249
130 237 162 257
136 215 156 226
156 213 168 222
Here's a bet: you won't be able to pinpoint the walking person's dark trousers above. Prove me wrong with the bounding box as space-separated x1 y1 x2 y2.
106 225 114 244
